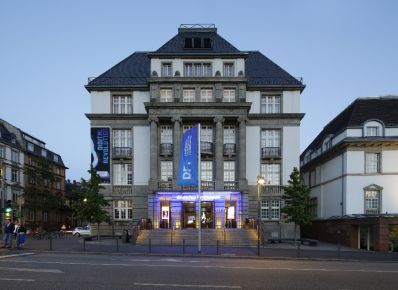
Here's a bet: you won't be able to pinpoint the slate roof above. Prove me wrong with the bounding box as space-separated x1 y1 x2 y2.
301 97 398 158
86 27 304 90
0 123 23 150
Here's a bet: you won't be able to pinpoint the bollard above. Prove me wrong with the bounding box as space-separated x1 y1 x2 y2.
183 239 185 255
257 238 260 256
83 238 86 252
50 235 53 251
297 243 301 258
224 229 226 245
116 238 119 252
149 238 152 253
217 240 219 255
171 230 173 245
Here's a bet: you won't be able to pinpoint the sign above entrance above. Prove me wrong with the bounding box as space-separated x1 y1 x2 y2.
156 191 240 202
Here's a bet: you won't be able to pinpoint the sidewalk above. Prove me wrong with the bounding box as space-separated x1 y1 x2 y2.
1 235 397 262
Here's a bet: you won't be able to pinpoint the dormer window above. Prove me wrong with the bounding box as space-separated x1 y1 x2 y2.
184 37 212 49
27 142 34 152
184 63 212 77
366 127 379 137
161 63 172 77
223 63 235 77
364 120 383 137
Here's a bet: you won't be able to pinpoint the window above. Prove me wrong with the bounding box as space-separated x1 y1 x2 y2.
160 161 173 181
114 200 133 220
161 63 172 77
27 142 34 152
223 161 235 182
261 95 281 113
0 145 4 158
53 155 59 162
201 126 213 143
160 126 173 144
201 161 213 181
113 164 132 185
40 149 47 157
365 153 380 173
200 89 213 102
11 150 19 162
11 169 19 182
310 197 318 217
113 95 132 114
113 130 132 148
261 200 281 220
223 63 234 77
183 89 195 102
365 190 380 214
0 167 3 178
43 211 48 222
223 126 236 144
261 130 280 148
260 163 280 185
160 89 173 102
56 180 61 190
366 127 379 137
44 178 49 188
271 200 281 220
309 170 316 187
261 200 269 220
184 37 212 49
184 63 212 77
222 89 236 102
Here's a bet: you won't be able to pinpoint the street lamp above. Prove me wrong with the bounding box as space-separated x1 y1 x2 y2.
257 175 265 243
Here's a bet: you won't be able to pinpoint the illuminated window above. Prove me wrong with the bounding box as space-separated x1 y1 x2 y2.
114 200 133 220
113 164 132 185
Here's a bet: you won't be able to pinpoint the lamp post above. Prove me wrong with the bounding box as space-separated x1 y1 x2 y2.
257 175 265 243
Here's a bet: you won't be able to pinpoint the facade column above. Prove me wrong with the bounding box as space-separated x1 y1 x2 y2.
214 116 224 190
172 116 182 188
238 116 248 192
148 116 159 191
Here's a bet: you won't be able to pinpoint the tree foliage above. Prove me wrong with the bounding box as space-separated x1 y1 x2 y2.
73 167 110 229
282 167 312 238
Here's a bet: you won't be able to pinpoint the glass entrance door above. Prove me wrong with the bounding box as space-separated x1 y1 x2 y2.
160 202 170 229
183 202 196 229
225 201 237 228
359 226 373 251
201 201 214 228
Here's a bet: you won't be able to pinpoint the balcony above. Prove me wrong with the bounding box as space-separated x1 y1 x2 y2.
112 147 132 159
224 181 238 190
158 180 173 191
223 143 236 156
365 209 381 215
262 185 283 195
160 143 173 156
261 147 281 159
201 142 213 155
181 181 215 191
113 185 132 195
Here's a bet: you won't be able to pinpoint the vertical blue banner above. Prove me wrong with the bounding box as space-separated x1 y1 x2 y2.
91 127 110 183
177 127 198 186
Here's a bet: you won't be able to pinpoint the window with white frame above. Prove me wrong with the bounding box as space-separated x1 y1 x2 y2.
113 164 132 185
27 142 34 152
114 200 133 220
41 149 47 158
271 200 281 220
201 126 213 143
261 200 269 220
261 130 280 148
223 161 235 182
222 89 236 102
261 199 281 220
160 126 173 144
11 149 19 162
201 161 213 181
223 126 236 144
223 63 234 77
161 63 173 77
160 161 173 181
364 190 380 214
366 126 379 137
160 89 173 102
183 89 195 102
184 63 212 77
200 89 213 102
113 129 132 148
260 163 280 185
11 169 19 182
53 155 59 163
0 145 4 158
261 95 281 113
365 153 380 173
113 95 132 114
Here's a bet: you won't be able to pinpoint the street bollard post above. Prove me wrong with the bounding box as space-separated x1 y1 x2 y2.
171 230 173 245
149 238 151 253
183 239 185 255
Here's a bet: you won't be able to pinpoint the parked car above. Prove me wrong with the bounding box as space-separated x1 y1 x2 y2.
72 226 91 237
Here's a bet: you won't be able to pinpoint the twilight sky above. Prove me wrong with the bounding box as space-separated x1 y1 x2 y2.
1 0 397 181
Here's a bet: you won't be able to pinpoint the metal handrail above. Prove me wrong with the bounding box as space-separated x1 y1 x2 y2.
131 219 143 245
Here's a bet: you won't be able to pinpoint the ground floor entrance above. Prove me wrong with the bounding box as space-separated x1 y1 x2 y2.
152 191 242 229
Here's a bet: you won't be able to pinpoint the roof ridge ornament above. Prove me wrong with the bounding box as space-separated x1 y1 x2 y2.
179 24 216 29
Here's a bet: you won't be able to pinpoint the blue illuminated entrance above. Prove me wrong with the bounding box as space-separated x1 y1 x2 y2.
153 191 242 229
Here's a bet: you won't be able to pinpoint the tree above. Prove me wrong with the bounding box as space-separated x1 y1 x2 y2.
282 167 313 243
73 167 110 240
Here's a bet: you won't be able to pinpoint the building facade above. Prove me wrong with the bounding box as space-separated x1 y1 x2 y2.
86 25 304 237
0 119 68 231
300 97 398 251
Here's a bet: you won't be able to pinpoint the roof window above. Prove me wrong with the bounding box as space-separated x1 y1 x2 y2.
184 37 212 49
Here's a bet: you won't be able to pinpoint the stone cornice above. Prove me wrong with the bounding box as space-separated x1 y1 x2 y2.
148 77 247 84
85 113 148 121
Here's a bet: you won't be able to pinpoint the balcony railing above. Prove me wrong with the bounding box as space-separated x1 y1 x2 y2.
261 147 281 159
223 143 236 156
160 143 173 156
262 185 283 195
224 181 238 190
201 141 213 155
112 147 132 159
113 185 133 195
181 181 215 191
365 209 381 215
158 180 173 190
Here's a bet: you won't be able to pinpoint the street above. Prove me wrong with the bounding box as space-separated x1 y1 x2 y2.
0 252 397 289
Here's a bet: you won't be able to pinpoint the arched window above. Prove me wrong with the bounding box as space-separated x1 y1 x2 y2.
363 184 383 215
363 120 384 137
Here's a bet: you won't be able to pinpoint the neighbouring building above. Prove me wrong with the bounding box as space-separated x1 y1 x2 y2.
300 96 398 251
86 24 305 237
0 119 68 231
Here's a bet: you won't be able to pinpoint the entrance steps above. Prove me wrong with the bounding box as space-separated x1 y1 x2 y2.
136 228 258 246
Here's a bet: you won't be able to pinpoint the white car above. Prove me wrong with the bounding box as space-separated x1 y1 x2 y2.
72 226 91 237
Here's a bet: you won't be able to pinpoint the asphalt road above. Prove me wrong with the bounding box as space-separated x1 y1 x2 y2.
0 252 397 290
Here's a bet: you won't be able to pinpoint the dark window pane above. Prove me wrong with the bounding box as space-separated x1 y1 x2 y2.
203 38 211 48
184 38 192 48
194 37 201 48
